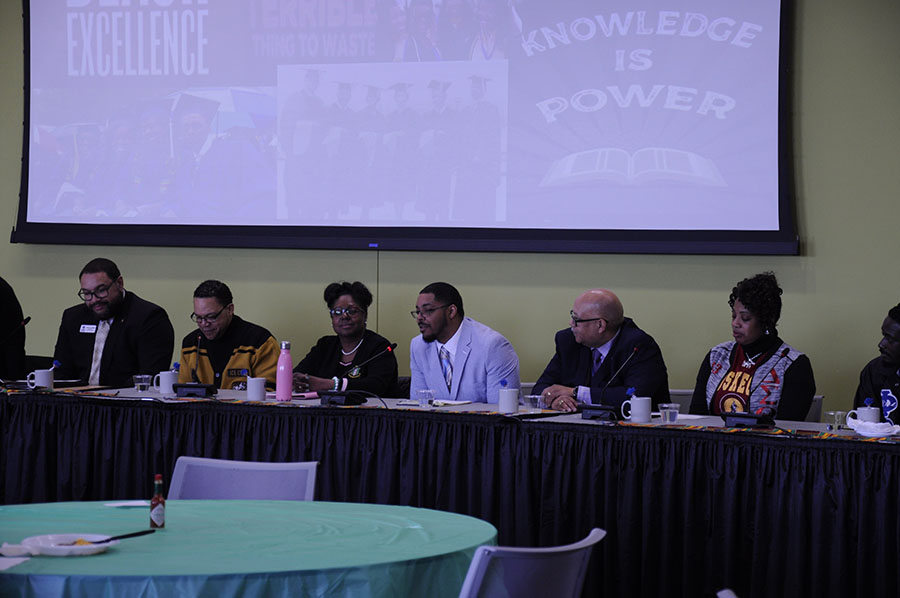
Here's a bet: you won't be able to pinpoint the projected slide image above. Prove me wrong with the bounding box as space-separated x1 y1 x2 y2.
18 0 794 252
276 61 509 226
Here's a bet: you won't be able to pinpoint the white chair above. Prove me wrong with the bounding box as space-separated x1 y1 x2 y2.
805 395 824 422
668 389 694 413
168 456 318 501
458 528 606 598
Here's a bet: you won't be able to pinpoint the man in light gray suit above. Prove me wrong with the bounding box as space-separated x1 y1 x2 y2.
410 282 519 403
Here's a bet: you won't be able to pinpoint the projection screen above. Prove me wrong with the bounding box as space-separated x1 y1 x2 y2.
12 0 797 254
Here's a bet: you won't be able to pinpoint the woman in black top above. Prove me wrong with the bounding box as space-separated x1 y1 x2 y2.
292 281 399 397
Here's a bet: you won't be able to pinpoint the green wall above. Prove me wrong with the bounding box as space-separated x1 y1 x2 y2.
3 1 898 410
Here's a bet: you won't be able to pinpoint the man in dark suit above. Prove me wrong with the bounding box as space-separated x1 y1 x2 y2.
53 258 175 387
0 276 26 380
533 289 669 412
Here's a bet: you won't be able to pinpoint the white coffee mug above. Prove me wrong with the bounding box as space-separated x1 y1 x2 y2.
246 377 267 401
153 370 178 394
27 368 54 390
499 388 519 414
847 406 880 423
621 396 652 423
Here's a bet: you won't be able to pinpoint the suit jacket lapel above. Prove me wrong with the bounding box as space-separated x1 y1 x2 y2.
593 332 624 386
450 322 473 401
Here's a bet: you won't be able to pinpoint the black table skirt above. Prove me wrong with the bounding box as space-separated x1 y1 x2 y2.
2 393 898 597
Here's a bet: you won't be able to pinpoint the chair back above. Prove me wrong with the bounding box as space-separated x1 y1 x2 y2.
668 389 694 413
805 395 824 422
168 456 317 501
458 528 606 598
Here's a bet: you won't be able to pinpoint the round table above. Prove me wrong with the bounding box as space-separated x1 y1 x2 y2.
0 500 497 598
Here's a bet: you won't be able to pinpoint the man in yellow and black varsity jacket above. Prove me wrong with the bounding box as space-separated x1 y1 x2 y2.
178 280 278 390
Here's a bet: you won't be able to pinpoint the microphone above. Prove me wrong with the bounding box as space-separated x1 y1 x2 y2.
746 347 792 414
597 346 639 404
320 343 398 407
340 342 397 376
0 316 30 346
191 334 202 383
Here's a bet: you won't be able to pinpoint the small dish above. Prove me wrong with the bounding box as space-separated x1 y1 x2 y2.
21 534 119 556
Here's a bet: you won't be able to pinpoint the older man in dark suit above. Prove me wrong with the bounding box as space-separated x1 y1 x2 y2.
533 289 669 412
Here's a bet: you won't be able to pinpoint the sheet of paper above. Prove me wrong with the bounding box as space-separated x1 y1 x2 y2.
105 500 150 508
0 557 29 570
265 392 318 400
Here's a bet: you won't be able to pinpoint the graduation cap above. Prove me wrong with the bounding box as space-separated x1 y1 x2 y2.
303 67 324 83
427 80 452 92
390 82 413 93
173 93 220 122
138 97 174 121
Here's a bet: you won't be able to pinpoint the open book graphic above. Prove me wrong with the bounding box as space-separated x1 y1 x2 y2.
541 147 725 187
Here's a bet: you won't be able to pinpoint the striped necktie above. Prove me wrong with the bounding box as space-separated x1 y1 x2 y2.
439 346 452 391
88 319 110 385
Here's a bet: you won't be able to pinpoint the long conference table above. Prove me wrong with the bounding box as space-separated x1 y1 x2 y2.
2 389 900 598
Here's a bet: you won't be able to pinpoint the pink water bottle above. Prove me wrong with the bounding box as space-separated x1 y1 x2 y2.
276 341 293 402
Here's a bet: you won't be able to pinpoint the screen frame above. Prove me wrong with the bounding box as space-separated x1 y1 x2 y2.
11 0 799 256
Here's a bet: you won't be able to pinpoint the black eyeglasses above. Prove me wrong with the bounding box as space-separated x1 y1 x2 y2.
410 304 450 319
570 310 603 325
330 307 364 318
78 284 112 301
191 305 228 324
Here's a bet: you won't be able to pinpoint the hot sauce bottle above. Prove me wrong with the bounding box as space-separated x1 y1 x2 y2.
150 474 166 529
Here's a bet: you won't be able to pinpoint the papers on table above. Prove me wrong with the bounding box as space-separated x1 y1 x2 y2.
265 392 318 400
0 556 30 570
395 399 473 407
104 500 150 508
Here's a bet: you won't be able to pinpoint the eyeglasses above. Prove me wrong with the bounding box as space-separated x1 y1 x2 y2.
77 284 112 301
410 304 450 319
570 310 604 325
191 305 228 324
330 307 364 318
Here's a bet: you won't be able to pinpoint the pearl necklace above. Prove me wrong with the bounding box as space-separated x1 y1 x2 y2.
341 337 364 356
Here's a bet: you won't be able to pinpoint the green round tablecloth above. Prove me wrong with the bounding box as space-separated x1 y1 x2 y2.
0 500 496 598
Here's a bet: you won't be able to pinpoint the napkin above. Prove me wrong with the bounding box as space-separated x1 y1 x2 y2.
0 543 37 557
845 418 900 437
0 556 30 570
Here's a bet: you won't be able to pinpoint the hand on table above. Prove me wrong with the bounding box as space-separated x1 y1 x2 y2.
292 373 334 392
543 385 578 412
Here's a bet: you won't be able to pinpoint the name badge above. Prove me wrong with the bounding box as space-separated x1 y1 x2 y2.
80 324 97 333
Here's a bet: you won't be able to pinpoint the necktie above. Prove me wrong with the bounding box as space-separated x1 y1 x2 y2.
592 348 603 375
88 319 110 385
439 346 452 391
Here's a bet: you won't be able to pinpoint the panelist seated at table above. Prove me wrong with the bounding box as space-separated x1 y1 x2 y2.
690 272 815 421
853 302 900 424
53 257 175 387
533 289 669 412
410 282 519 403
0 275 26 380
179 280 279 390
293 281 399 397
